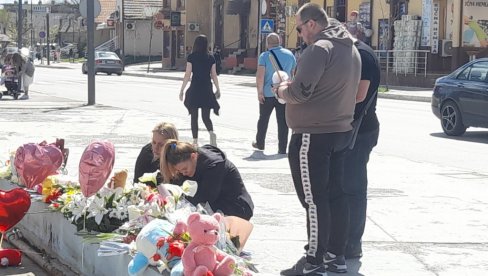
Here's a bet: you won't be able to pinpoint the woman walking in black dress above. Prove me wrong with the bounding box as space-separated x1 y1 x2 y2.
179 35 221 147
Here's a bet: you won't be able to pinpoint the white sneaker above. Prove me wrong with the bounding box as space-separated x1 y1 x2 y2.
20 94 29 100
209 132 217 147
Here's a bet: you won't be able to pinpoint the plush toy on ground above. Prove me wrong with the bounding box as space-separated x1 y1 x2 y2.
128 219 187 276
182 213 236 276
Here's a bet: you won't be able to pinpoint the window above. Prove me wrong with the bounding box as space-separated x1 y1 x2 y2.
468 62 488 82
457 67 471 80
163 0 170 8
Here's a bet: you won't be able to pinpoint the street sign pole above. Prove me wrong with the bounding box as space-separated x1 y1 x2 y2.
17 0 23 49
87 0 95 105
257 0 261 55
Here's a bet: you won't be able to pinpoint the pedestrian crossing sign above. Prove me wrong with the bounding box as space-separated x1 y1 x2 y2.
260 19 274 34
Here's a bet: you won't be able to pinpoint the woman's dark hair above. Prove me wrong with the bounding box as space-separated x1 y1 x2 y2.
192 35 209 54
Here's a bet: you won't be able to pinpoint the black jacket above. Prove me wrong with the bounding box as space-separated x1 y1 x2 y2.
176 145 254 220
133 143 161 187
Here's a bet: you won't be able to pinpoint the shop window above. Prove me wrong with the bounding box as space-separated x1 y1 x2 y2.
177 0 184 10
163 31 170 58
177 30 185 58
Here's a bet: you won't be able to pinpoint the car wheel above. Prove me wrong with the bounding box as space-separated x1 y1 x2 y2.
116 72 122 76
82 64 87 74
107 72 112 75
441 100 467 136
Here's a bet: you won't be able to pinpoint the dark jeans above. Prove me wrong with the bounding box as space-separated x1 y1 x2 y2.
255 97 288 153
190 108 213 139
344 128 379 254
288 131 352 265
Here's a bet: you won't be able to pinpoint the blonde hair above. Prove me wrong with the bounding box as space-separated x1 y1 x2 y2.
160 139 197 183
152 122 179 140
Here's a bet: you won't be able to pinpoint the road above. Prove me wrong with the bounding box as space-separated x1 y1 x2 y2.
32 65 488 175
1 64 487 275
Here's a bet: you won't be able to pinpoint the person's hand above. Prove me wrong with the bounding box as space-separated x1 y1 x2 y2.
215 89 221 99
257 92 265 104
179 90 184 101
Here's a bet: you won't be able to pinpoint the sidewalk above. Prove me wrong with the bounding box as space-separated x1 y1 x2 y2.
1 66 487 275
35 61 434 103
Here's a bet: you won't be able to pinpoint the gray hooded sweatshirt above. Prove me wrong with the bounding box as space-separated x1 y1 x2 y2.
281 24 361 134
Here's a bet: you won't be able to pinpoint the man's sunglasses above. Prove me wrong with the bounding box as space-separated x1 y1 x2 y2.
296 20 310 34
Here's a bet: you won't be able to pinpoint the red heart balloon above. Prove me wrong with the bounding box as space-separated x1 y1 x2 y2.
0 188 31 233
14 143 64 189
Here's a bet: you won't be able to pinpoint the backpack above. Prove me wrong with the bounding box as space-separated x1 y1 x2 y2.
24 61 35 77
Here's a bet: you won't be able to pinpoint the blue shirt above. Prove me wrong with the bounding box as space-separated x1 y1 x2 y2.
258 46 296 97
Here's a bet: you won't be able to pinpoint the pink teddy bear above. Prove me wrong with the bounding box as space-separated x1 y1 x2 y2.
182 213 235 276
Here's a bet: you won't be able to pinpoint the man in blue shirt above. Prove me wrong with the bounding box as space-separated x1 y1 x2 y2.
253 33 296 154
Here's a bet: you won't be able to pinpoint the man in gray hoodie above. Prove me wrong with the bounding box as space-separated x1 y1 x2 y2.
276 3 361 276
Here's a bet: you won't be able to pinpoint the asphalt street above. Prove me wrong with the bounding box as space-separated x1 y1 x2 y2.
0 63 487 275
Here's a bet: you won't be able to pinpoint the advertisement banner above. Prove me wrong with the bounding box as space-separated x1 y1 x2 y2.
462 0 488 47
431 0 440 53
446 0 454 41
421 0 432 47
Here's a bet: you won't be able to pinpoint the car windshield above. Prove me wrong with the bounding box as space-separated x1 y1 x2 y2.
96 52 118 59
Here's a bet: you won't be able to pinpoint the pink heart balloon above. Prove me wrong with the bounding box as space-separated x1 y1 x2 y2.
14 143 64 189
79 141 115 197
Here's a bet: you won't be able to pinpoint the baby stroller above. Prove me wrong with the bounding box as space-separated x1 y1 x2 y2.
0 64 22 100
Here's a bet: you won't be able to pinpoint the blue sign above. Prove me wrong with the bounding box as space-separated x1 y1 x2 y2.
260 19 274 34
39 31 46 39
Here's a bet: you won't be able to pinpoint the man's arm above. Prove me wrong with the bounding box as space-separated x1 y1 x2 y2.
278 45 328 104
256 65 265 104
356 80 370 103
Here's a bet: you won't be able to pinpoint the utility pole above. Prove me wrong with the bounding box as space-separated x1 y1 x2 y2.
31 0 33 53
87 0 95 105
47 8 50 65
17 0 23 49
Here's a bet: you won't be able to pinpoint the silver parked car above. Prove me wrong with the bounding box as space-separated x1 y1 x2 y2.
82 51 123 75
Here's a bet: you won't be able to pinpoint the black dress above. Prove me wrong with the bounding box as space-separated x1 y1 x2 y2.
184 52 220 115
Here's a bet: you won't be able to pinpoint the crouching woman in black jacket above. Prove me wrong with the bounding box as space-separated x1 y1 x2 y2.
160 139 254 221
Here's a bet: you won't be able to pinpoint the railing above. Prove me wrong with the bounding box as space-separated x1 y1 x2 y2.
374 50 429 77
95 36 119 52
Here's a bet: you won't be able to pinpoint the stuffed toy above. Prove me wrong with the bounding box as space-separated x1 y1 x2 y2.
128 219 187 276
108 169 128 190
182 213 236 276
0 248 21 267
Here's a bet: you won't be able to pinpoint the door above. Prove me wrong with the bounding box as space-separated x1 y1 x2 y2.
460 61 488 126
171 30 177 68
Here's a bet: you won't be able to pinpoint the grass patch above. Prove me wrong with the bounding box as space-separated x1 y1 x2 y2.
60 58 84 63
378 86 389 92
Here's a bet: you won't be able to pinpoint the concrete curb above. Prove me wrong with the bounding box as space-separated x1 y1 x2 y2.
123 72 183 81
8 233 77 276
378 92 431 103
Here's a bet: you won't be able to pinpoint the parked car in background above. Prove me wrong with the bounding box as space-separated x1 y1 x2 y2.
431 58 488 136
82 51 123 76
